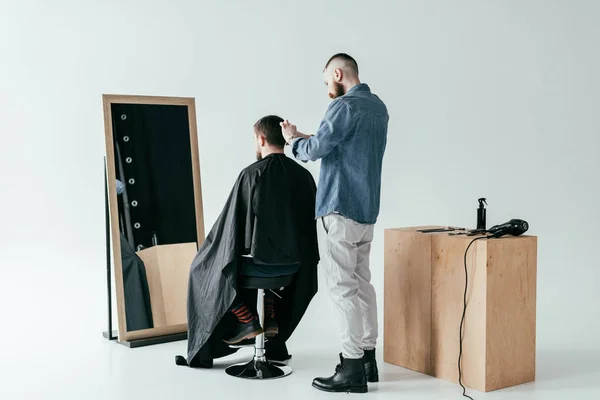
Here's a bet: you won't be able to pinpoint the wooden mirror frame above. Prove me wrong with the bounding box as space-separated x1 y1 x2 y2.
102 94 204 342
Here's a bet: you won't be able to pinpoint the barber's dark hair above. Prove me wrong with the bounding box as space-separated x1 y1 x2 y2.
324 53 359 75
254 115 285 148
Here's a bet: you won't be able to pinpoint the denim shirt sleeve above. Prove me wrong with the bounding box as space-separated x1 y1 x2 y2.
292 99 352 162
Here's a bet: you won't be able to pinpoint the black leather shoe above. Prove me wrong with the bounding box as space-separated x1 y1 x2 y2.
312 354 367 393
334 349 379 383
363 349 379 383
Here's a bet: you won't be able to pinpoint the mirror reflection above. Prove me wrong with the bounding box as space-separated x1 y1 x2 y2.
110 102 199 332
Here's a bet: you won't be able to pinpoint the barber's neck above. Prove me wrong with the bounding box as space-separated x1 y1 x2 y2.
261 146 284 159
344 78 362 93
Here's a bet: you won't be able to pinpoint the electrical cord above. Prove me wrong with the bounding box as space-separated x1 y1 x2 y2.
458 235 492 399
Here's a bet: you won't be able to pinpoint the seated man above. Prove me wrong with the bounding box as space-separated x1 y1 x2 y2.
176 115 319 368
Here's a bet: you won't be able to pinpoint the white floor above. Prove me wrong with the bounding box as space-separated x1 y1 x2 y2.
1 266 599 400
2 333 600 400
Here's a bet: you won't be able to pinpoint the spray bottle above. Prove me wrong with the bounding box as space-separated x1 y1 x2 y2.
477 198 487 230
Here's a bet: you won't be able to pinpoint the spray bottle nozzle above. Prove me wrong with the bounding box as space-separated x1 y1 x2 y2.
478 198 487 207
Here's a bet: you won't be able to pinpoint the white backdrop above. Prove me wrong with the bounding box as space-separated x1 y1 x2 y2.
1 0 599 398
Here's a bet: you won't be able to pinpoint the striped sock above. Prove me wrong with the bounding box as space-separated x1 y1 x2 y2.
265 297 275 319
231 304 255 323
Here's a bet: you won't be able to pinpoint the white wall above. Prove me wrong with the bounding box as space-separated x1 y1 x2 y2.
0 0 599 369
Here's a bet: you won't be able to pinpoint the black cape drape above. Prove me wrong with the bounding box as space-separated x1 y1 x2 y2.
180 153 319 368
120 234 154 331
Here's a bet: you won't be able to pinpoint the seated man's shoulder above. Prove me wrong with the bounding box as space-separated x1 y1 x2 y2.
240 156 314 185
288 160 316 187
226 164 259 191
239 159 265 178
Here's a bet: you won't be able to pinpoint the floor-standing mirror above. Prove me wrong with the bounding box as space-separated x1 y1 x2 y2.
102 95 204 344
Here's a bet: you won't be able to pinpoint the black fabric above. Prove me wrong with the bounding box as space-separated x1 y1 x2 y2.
182 153 319 368
111 104 198 249
119 234 154 331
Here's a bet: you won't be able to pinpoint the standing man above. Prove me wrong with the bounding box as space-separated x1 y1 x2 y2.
281 53 388 393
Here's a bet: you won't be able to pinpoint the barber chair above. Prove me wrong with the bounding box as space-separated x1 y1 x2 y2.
225 274 295 380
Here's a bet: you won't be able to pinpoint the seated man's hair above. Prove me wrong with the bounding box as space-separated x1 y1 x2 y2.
324 53 359 75
254 115 286 148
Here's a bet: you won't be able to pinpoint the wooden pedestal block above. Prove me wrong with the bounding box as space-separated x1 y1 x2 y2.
384 227 537 392
136 243 197 328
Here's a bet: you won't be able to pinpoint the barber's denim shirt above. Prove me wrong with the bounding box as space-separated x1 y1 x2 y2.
292 83 388 224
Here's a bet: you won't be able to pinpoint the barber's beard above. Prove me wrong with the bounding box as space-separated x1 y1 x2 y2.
328 82 345 99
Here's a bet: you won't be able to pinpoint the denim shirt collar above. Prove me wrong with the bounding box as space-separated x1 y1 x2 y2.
346 83 370 95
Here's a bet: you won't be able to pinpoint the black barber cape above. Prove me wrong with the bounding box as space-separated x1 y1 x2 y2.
177 153 319 368
120 234 154 331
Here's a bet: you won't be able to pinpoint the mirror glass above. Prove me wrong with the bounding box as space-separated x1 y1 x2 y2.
104 96 203 338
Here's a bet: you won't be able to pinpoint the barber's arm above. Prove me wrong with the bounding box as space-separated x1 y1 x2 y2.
116 179 124 195
281 99 352 162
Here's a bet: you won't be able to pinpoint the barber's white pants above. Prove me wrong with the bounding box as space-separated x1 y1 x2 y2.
321 213 378 359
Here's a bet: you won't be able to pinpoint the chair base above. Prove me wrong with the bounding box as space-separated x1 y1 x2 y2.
225 358 292 380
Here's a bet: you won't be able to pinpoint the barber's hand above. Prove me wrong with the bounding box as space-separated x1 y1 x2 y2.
280 120 298 145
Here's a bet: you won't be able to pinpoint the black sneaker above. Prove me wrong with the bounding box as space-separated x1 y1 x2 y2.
264 317 279 337
223 319 263 345
265 339 291 364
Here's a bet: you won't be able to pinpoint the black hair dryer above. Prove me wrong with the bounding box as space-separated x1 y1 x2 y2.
487 219 529 238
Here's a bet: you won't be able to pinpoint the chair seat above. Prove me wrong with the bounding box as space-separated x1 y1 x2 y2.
238 274 295 290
